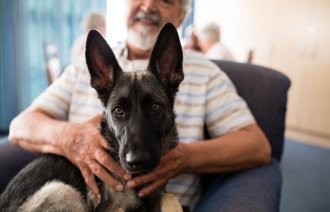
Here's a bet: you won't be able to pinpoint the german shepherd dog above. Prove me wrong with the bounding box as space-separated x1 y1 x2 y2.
0 23 184 212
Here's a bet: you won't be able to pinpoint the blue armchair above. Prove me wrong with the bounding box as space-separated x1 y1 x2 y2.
215 60 290 162
195 60 290 211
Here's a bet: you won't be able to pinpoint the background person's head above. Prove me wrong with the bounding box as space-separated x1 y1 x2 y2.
81 10 106 36
124 0 189 57
198 22 221 53
183 25 201 51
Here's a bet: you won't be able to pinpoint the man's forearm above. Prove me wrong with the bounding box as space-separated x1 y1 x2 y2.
185 124 271 174
9 107 67 155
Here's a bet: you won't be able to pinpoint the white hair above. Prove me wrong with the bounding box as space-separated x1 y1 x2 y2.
127 27 157 51
199 22 221 42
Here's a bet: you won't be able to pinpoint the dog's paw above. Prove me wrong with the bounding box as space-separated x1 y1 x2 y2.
160 193 183 212
87 189 101 208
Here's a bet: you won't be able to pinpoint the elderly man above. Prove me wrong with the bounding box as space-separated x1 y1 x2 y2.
3 0 279 211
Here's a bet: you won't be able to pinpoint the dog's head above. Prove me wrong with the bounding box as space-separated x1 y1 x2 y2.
85 23 184 173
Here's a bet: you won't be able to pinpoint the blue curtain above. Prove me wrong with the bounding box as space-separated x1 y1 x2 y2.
0 0 107 132
181 0 195 37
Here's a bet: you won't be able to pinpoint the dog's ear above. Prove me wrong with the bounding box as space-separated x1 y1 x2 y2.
85 30 123 104
147 23 184 95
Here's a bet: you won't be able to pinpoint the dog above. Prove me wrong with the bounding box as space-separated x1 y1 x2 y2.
0 23 184 212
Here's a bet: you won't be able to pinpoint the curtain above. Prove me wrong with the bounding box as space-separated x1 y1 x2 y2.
181 0 195 37
0 0 107 132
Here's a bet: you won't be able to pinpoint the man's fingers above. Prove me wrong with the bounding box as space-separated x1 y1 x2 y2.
127 171 167 197
138 179 167 198
88 160 124 192
94 149 127 178
80 165 99 196
127 171 161 189
99 138 110 150
87 114 103 124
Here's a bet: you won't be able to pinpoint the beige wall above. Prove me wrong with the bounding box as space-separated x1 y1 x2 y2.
195 0 330 145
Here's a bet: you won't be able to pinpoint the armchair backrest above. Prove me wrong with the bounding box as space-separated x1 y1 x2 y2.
212 60 291 161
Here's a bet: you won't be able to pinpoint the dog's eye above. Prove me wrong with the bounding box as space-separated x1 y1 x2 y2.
114 107 124 116
151 104 160 112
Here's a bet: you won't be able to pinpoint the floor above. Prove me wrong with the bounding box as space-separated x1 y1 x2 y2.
280 139 330 212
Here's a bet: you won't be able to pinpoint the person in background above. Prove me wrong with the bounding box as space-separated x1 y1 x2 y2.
4 0 280 211
70 10 106 61
182 25 201 52
197 22 234 61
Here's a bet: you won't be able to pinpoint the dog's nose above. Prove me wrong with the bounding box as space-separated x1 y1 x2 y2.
125 151 150 170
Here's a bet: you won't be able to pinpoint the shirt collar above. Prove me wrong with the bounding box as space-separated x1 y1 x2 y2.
114 43 149 73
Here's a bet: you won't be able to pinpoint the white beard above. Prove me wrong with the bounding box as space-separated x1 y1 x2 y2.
127 26 158 51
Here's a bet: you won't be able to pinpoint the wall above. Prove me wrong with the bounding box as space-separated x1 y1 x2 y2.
195 0 330 146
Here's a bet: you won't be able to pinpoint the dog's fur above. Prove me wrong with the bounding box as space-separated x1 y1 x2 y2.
0 23 184 212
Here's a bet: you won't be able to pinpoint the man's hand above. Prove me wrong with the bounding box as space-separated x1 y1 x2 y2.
126 143 189 197
59 114 131 196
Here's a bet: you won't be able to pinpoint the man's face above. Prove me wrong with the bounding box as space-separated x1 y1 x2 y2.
125 0 182 51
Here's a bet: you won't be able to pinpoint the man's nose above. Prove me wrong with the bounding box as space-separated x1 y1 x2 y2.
140 0 157 13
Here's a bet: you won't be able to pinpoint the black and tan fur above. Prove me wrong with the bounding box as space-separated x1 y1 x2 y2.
0 23 184 212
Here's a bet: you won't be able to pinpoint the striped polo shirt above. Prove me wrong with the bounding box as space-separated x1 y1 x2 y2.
32 48 255 210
